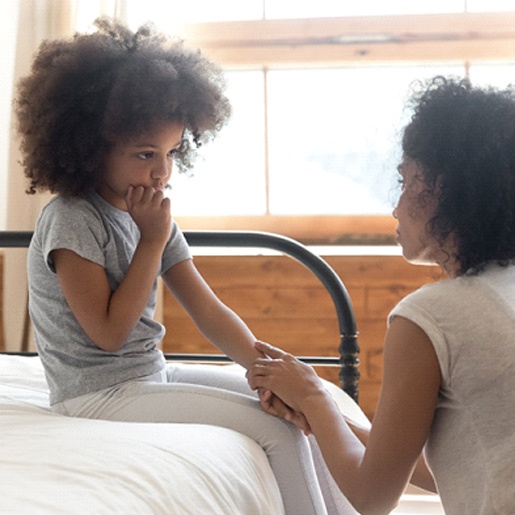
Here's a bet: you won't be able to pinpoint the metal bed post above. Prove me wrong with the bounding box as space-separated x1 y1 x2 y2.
183 231 360 402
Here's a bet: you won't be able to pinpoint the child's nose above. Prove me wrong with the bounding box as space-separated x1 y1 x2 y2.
152 159 171 179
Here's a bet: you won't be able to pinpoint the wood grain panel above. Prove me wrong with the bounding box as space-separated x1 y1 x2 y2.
164 317 340 354
325 255 440 287
192 285 363 318
162 253 438 418
366 287 412 318
191 255 323 287
0 249 436 420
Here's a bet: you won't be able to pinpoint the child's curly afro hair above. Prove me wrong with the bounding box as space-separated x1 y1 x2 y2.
15 17 231 196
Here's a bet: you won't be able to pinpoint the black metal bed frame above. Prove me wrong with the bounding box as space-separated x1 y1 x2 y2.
0 230 360 402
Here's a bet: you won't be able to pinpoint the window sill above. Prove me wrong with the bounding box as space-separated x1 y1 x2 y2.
175 214 397 246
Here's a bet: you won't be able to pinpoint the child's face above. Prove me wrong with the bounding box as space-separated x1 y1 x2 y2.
393 157 441 267
98 121 184 210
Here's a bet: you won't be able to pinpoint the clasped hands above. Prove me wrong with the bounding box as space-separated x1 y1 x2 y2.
247 341 323 436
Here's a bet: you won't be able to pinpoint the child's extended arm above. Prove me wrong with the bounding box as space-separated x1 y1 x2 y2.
161 259 261 368
52 186 171 352
162 258 312 432
247 317 440 513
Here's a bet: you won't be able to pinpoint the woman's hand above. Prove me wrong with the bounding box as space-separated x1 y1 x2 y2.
247 341 326 422
257 387 312 434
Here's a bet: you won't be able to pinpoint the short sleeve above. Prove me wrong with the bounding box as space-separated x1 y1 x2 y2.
35 197 108 273
389 287 452 387
161 221 192 274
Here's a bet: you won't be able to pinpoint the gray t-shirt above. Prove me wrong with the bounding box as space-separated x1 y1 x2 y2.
28 193 192 404
389 263 515 515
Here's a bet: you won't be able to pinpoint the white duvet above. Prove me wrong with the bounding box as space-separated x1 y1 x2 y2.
0 355 443 515
0 355 285 514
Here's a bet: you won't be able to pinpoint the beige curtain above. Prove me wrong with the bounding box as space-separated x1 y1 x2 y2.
2 0 127 351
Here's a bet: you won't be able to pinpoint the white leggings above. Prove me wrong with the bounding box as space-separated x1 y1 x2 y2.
53 364 355 515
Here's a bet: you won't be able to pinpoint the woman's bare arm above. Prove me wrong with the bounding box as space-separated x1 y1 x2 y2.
247 316 440 513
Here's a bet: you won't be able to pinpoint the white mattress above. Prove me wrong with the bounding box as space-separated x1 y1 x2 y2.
0 355 284 514
0 355 443 514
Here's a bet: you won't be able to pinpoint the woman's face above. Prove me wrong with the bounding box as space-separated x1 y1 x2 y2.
98 121 184 210
393 157 446 268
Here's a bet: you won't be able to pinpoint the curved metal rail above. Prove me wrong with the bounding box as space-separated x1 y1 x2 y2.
0 230 360 401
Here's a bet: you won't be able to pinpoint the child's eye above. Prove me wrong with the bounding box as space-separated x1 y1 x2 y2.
397 177 405 189
138 151 154 160
167 149 178 157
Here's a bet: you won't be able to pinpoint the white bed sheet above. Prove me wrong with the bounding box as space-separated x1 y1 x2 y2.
0 355 444 515
0 355 284 514
0 355 443 515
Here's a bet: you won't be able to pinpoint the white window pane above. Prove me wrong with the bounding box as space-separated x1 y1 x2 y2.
466 0 515 12
172 71 266 216
126 0 263 27
265 0 464 19
469 63 515 87
267 65 463 215
75 1 118 32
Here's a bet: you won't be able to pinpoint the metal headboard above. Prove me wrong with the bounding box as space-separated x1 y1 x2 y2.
0 230 360 402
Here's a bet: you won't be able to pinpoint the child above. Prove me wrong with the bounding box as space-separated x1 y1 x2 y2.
16 17 353 514
247 76 515 514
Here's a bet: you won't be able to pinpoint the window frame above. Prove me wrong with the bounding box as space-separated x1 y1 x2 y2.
171 12 515 243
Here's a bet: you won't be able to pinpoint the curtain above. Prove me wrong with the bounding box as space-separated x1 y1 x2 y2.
1 0 127 351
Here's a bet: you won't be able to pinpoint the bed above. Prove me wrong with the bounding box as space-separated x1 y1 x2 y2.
0 229 366 514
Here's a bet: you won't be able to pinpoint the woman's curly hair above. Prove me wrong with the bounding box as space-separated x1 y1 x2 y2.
402 76 515 275
15 17 231 196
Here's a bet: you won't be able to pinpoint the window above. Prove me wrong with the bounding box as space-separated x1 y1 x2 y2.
172 71 266 216
122 1 515 242
265 65 461 216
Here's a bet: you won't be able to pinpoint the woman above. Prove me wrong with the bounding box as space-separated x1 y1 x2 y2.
247 76 515 514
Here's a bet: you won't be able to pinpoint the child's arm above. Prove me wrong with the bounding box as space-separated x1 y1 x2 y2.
161 259 261 368
163 258 312 432
52 186 171 352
